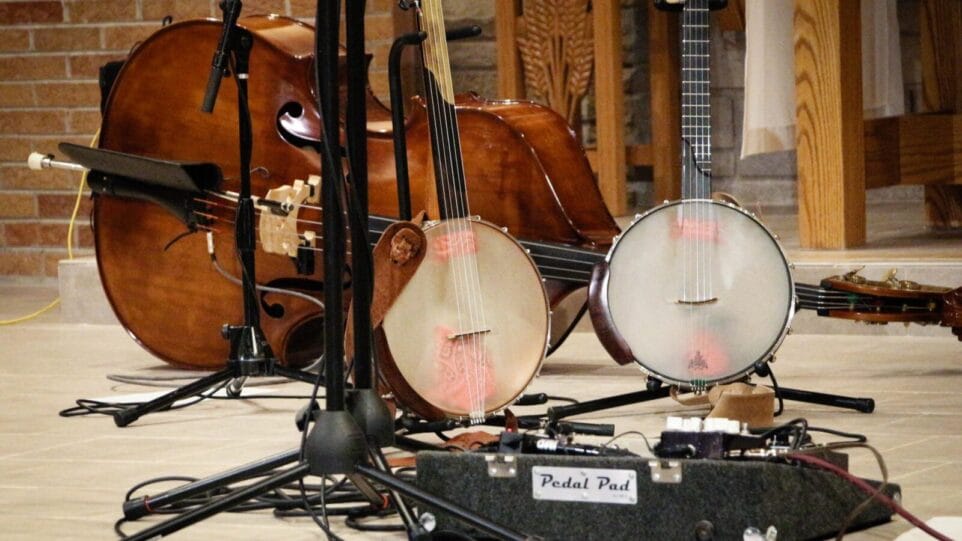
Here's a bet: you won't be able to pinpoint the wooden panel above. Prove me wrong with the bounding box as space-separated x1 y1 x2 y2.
585 144 652 171
648 1 681 204
626 144 653 166
926 185 962 227
717 0 746 32
863 117 900 189
920 0 962 227
495 0 525 99
593 0 627 215
864 114 962 189
921 0 962 112
793 0 865 249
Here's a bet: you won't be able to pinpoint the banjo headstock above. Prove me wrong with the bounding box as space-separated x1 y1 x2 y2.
805 269 959 338
822 268 952 299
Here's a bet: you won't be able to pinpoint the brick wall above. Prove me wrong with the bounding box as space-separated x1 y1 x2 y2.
0 0 395 278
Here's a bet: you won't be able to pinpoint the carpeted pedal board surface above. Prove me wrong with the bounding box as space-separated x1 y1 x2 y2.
416 452 899 541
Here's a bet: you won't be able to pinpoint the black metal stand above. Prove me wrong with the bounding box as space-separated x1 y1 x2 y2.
541 366 874 427
117 3 537 540
112 2 317 428
388 25 481 220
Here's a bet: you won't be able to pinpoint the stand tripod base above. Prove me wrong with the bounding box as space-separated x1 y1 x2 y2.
545 381 874 423
112 363 317 427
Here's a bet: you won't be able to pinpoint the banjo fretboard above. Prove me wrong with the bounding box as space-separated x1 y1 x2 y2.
680 0 712 200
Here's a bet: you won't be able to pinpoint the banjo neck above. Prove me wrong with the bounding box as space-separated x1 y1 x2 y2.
417 0 471 220
367 214 602 285
680 0 713 200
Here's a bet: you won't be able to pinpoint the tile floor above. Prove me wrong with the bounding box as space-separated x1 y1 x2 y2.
1 282 961 540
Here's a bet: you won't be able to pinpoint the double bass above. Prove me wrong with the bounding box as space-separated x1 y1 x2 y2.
96 15 619 369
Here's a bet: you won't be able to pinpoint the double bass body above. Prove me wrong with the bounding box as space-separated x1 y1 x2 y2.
96 15 618 370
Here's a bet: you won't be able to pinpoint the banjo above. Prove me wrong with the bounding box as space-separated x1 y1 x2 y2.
589 0 795 391
377 0 551 423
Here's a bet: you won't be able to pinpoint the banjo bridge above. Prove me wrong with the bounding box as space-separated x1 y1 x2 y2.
447 329 492 340
676 297 718 306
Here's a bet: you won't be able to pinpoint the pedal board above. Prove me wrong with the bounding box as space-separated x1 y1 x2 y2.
416 452 898 541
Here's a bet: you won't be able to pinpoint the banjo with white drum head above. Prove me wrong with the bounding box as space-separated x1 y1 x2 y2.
377 0 550 423
588 0 794 391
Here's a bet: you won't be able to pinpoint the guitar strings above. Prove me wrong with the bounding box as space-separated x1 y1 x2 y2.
424 0 478 420
422 0 486 421
694 0 719 388
682 0 694 383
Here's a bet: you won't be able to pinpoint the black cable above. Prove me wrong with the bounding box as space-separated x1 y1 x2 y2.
768 369 785 416
344 508 406 532
59 379 231 418
114 516 130 539
806 426 867 444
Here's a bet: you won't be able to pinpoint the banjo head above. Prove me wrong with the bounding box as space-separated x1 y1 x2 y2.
381 219 550 420
600 200 795 389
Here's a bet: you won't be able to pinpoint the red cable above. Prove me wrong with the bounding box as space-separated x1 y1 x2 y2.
787 452 952 541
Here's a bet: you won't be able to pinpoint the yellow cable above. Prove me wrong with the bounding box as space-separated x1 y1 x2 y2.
0 130 99 325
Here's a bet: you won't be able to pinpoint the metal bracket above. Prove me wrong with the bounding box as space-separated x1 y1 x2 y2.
649 459 683 483
485 454 518 478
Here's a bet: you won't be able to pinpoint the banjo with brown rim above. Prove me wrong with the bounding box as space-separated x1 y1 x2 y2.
376 0 551 423
589 0 795 391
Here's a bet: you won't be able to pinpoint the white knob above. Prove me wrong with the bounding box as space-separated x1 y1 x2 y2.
27 152 50 170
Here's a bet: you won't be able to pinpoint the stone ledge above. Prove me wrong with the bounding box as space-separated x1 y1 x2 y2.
58 256 117 325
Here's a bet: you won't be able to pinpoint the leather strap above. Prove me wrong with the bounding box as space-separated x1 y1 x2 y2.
345 214 428 357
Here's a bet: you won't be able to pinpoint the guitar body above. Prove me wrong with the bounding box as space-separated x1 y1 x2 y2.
378 219 550 421
590 199 794 388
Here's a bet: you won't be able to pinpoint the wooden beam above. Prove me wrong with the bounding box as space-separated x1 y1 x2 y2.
648 1 682 204
495 0 525 99
793 0 865 249
593 0 627 215
920 0 962 228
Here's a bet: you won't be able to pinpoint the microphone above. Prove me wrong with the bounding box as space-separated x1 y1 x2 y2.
202 0 244 113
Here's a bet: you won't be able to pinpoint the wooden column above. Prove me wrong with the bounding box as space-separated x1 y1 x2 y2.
593 0 628 215
793 0 866 248
648 2 681 204
921 0 962 228
495 0 525 99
